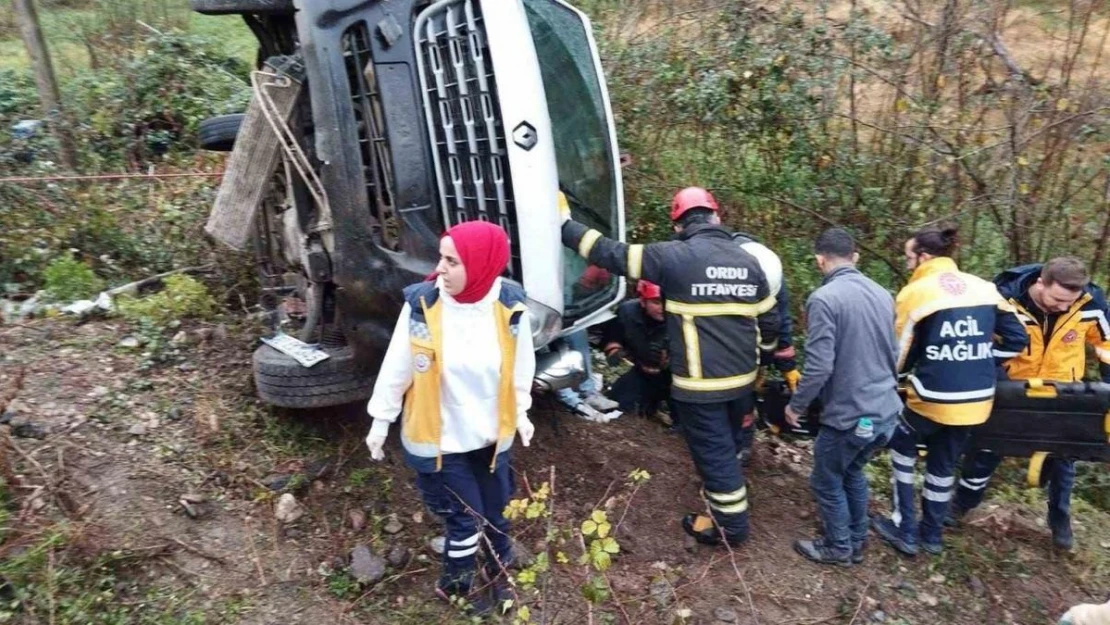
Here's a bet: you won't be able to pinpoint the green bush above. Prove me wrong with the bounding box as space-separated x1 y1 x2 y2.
116 274 218 325
1074 464 1110 513
0 30 250 295
42 256 105 302
1 31 250 176
63 31 251 170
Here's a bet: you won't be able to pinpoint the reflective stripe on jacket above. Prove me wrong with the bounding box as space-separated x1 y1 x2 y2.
399 281 528 472
562 220 779 403
896 257 1028 426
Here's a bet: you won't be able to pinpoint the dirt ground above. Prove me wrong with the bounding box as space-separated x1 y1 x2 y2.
1 317 1107 624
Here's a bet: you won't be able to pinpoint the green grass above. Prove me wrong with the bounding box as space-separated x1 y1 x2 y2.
0 477 10 544
187 13 258 65
0 524 253 624
0 5 256 74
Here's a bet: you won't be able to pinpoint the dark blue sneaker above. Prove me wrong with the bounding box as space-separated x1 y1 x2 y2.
920 541 943 556
851 541 866 564
793 538 852 567
871 515 918 557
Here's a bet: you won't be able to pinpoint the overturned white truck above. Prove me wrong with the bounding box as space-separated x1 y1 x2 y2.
194 0 625 407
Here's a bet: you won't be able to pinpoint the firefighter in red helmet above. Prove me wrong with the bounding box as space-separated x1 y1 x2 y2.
561 187 781 546
597 279 675 426
670 191 801 465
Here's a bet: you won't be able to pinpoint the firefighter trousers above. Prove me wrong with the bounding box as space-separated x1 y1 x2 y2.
673 393 754 541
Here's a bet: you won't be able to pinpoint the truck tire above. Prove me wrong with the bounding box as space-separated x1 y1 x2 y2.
198 114 244 152
253 344 374 408
190 0 295 15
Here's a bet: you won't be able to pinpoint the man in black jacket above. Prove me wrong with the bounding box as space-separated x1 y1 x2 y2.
561 187 779 546
598 279 674 425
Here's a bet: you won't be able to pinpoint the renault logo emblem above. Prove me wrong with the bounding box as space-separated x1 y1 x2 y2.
512 121 537 151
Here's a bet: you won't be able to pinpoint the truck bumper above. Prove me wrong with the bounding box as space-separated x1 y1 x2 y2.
532 340 586 393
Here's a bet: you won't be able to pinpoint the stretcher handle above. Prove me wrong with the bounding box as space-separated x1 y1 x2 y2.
1026 452 1048 488
1024 378 1059 399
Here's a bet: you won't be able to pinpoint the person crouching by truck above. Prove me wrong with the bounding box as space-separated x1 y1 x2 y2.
363 221 536 617
598 279 676 426
950 257 1110 550
871 226 1028 558
784 228 902 566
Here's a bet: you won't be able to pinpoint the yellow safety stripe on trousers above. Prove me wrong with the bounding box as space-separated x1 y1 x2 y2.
706 486 747 503
682 315 702 378
706 486 749 514
627 244 644 280
709 499 749 514
578 229 603 259
665 297 776 318
672 369 759 392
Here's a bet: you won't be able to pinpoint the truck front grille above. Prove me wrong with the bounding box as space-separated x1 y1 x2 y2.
416 0 521 277
342 23 398 249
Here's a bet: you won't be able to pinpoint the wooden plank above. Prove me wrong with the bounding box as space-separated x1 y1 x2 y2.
205 68 302 251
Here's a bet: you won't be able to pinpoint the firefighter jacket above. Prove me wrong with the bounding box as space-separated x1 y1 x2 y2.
897 257 1029 426
563 220 779 403
599 299 669 371
993 264 1110 383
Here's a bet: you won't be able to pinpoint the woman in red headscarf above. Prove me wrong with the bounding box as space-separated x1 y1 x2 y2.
364 221 535 615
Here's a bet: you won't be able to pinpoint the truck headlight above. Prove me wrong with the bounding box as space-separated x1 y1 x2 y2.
527 298 563 348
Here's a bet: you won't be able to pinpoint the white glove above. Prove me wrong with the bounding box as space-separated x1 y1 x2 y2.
516 415 535 447
365 419 390 461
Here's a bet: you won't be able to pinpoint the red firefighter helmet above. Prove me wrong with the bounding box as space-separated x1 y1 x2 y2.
636 279 662 300
669 186 719 221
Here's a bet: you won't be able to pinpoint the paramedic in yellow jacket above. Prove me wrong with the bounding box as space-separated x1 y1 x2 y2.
363 221 536 616
872 227 1028 557
950 257 1110 550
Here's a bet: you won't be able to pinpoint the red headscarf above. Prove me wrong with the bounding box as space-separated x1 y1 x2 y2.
440 221 511 304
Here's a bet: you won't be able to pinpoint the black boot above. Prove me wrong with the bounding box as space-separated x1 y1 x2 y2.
482 561 514 610
682 514 747 547
436 574 493 617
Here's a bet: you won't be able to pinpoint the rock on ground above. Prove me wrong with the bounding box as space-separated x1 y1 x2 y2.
274 493 305 524
349 544 387 585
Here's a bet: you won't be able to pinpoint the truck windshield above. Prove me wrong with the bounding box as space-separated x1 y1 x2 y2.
523 0 620 320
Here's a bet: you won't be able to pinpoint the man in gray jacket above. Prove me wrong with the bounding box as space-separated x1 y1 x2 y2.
785 228 902 566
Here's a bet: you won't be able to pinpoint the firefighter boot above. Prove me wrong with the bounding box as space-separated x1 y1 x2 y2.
682 513 748 547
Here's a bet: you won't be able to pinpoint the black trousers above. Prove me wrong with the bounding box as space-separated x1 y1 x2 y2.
608 367 676 420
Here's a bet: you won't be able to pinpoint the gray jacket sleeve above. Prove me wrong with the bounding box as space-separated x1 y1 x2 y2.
788 296 836 413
